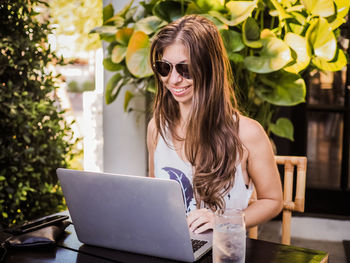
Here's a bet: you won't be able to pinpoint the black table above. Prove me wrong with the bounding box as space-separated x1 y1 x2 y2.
4 224 329 263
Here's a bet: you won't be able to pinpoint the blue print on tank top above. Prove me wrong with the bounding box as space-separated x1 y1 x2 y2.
162 167 194 213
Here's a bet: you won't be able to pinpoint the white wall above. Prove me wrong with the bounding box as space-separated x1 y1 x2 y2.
102 0 147 176
83 48 104 172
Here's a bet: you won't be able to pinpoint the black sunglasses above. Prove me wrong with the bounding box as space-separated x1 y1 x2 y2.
153 61 191 79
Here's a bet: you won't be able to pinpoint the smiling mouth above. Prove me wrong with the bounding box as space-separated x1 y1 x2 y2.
171 85 191 96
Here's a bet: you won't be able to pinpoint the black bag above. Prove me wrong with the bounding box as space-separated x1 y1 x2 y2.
0 217 70 262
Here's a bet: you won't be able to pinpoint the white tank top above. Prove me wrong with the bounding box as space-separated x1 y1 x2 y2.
154 132 253 213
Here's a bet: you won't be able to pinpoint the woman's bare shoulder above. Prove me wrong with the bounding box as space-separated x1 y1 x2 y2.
238 115 268 146
147 117 158 151
147 117 156 133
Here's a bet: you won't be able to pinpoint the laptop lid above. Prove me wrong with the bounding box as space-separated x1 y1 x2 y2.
57 168 212 262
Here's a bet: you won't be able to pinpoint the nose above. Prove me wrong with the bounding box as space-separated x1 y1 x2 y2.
168 66 182 84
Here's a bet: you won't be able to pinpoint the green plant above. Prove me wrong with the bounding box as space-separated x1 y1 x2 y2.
68 80 95 93
0 0 77 228
91 0 349 141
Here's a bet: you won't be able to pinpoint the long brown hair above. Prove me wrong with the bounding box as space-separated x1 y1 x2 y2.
150 15 243 211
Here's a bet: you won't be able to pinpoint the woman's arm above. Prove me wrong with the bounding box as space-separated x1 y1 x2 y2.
147 118 157 177
239 116 283 228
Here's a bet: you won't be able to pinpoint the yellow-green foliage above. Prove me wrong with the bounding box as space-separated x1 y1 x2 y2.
50 0 102 51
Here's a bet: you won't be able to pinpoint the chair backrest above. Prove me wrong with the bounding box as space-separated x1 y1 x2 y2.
248 155 307 245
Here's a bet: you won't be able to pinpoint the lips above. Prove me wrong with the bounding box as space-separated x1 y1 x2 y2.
170 85 191 96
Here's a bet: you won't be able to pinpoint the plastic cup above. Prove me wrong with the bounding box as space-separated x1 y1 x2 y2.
213 208 246 263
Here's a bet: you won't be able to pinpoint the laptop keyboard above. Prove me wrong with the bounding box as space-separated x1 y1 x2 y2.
191 239 208 252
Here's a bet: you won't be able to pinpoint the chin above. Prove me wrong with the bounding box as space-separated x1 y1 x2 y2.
173 95 192 106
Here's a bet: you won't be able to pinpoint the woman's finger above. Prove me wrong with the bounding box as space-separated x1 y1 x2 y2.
187 209 215 232
187 209 205 226
189 216 208 232
194 222 212 234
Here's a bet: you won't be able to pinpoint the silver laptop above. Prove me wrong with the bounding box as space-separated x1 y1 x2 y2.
57 168 212 262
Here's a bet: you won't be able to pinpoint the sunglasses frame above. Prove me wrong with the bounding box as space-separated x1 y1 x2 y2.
153 60 191 79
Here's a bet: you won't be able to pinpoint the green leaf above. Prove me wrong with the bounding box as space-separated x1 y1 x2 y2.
284 33 310 74
244 37 292 73
105 73 126 104
101 35 116 43
312 49 347 71
17 59 29 66
0 176 5 181
329 0 350 30
199 14 228 30
220 29 245 54
185 2 203 14
134 16 167 35
269 5 304 16
124 90 135 112
23 134 31 144
116 0 134 18
228 53 244 63
329 16 347 31
290 10 307 25
103 58 123 71
153 1 184 22
146 78 157 93
103 4 114 23
242 17 262 48
210 0 257 26
111 45 127 64
104 15 125 27
226 0 258 25
129 5 144 21
269 118 294 141
260 29 276 38
195 0 225 12
334 0 350 18
116 28 134 46
256 71 306 106
126 31 153 78
301 0 335 17
306 17 336 61
90 26 118 36
268 0 293 19
289 22 304 35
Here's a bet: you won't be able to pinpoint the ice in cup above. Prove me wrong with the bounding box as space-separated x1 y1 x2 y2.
213 208 246 263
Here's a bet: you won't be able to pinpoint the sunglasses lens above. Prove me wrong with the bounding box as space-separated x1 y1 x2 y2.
176 64 190 79
155 61 171 77
154 61 191 79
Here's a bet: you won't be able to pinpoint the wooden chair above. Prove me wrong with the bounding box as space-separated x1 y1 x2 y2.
248 155 307 245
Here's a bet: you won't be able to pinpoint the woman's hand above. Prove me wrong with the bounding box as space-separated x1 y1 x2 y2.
186 208 215 234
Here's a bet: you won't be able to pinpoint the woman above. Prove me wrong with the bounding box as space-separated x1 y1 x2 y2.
147 15 283 234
